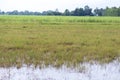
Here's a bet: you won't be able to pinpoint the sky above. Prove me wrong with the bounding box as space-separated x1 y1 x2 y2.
0 0 120 12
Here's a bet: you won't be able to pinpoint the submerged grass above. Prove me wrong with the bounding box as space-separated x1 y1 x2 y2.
0 15 120 67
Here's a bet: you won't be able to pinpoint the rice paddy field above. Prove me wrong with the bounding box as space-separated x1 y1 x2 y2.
0 15 120 68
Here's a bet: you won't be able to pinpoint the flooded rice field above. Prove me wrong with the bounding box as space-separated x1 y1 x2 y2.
0 60 120 80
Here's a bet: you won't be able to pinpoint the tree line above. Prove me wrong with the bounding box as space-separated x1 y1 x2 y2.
0 5 120 16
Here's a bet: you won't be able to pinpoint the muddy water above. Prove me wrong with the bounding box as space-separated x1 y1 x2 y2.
0 60 120 80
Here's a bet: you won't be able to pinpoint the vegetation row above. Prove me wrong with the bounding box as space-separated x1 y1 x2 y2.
0 5 120 16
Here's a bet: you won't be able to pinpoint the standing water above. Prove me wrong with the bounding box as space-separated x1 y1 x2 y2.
0 60 120 80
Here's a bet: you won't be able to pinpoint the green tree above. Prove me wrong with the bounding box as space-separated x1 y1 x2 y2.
104 7 119 16
79 8 84 16
74 8 80 16
84 5 92 16
94 8 104 16
117 7 120 16
64 9 70 16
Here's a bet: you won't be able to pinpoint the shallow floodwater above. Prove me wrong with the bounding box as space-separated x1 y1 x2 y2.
0 60 120 80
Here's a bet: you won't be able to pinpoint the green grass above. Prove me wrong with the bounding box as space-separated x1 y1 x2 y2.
0 15 120 67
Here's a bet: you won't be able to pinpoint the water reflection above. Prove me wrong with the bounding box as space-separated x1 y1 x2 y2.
0 60 120 80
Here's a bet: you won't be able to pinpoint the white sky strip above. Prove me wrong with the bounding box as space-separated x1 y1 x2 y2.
0 0 120 12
